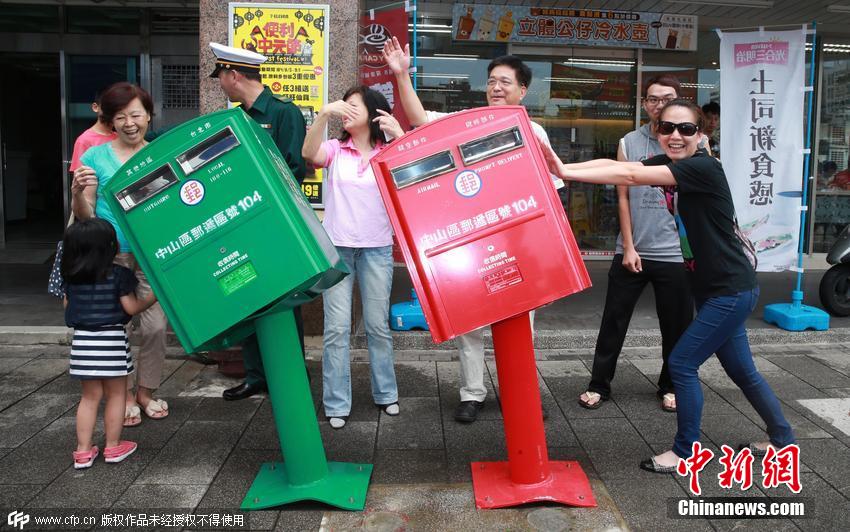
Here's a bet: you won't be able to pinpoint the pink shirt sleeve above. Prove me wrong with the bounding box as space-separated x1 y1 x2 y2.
320 139 341 169
69 136 93 172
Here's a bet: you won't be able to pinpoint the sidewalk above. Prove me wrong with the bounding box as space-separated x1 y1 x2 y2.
0 341 848 530
1 259 849 530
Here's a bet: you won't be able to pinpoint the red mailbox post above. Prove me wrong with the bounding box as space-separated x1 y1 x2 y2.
371 106 596 508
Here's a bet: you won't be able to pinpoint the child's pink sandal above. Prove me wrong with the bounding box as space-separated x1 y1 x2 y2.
73 446 99 469
104 440 137 463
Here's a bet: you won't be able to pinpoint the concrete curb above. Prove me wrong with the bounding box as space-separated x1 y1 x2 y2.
3 325 849 349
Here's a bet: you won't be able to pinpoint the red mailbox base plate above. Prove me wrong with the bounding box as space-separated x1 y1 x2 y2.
471 460 597 509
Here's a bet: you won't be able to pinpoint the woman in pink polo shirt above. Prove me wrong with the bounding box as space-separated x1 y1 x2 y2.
303 86 405 429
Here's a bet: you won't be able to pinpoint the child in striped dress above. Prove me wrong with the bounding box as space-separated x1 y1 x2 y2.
61 218 157 469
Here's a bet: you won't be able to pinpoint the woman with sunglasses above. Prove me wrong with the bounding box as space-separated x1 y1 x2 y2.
540 99 795 473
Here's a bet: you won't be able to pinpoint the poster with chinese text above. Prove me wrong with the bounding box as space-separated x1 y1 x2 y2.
229 2 329 207
452 4 697 51
720 29 806 271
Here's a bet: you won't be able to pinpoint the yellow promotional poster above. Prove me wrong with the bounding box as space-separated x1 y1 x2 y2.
229 2 329 207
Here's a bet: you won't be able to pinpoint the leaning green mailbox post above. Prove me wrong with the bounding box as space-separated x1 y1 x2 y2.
102 108 372 511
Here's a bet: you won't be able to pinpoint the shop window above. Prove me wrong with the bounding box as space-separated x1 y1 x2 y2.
0 5 59 33
162 65 199 109
814 47 850 253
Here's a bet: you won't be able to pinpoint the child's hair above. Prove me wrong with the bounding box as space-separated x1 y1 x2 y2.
338 85 392 146
61 218 119 284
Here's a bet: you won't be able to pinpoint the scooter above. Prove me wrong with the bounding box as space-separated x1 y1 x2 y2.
819 224 850 316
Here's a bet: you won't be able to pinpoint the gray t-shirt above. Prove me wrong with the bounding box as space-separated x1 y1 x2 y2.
614 123 683 262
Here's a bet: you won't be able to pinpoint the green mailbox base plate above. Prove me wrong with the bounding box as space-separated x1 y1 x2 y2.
240 461 373 511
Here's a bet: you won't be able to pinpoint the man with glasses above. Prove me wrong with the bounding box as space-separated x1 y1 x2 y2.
577 75 695 412
382 37 560 423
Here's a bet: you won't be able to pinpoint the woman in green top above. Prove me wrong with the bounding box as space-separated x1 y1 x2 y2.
71 82 169 428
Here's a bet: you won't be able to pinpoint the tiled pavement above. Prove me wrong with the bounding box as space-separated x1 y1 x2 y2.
0 342 849 531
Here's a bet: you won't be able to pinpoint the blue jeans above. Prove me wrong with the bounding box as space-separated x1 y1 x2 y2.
322 245 398 417
669 287 795 458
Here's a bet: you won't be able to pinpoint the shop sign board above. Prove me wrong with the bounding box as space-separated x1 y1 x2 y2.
452 4 697 51
229 2 329 207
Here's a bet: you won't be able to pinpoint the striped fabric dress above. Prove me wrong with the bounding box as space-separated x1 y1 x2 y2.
65 264 138 380
70 325 133 379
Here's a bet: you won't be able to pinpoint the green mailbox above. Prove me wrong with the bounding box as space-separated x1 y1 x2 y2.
102 108 372 511
103 107 341 353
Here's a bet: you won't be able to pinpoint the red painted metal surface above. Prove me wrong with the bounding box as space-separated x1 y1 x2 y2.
470 313 596 509
371 106 591 344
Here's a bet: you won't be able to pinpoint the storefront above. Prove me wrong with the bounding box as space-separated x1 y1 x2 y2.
359 0 850 258
3 0 850 260
0 2 198 248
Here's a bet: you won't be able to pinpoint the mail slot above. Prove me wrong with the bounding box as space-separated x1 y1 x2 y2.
102 107 346 353
371 106 590 343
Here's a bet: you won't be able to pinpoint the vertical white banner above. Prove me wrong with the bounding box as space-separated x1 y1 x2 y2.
720 29 806 272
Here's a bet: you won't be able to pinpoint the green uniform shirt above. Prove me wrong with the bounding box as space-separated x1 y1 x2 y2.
243 86 307 183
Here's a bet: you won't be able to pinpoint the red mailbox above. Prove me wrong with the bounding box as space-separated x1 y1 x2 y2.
371 106 590 343
372 106 596 509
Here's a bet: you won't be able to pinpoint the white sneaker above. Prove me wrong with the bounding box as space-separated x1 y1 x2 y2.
382 402 400 416
328 417 346 429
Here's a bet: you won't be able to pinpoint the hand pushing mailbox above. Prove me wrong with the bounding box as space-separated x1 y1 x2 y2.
102 107 345 353
370 106 591 343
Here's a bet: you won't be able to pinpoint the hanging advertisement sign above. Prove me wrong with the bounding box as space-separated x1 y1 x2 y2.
720 29 806 272
359 6 411 131
229 2 329 207
452 4 697 51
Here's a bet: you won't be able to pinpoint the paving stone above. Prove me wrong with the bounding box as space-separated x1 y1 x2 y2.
761 372 827 401
320 421 377 463
795 439 850 498
604 476 713 532
236 401 279 451
629 414 679 445
808 352 850 377
610 393 663 420
188 397 262 425
0 484 44 508
536 360 590 378
585 444 657 481
700 414 776 450
113 484 208 510
570 418 645 450
196 448 282 530
602 362 659 395
29 449 157 508
543 416 580 448
0 416 78 484
372 449 448 484
783 473 850 532
156 359 206 397
8 358 68 381
0 356 36 375
376 397 442 450
763 355 850 389
393 360 438 397
443 419 505 454
0 394 76 448
134 421 243 485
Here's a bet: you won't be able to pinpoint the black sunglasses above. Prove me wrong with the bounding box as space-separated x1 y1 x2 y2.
658 121 699 137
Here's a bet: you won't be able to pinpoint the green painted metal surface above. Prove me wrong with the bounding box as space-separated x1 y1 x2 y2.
242 309 372 511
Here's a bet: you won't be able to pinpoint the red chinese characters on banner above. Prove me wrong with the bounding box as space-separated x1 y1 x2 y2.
677 442 715 496
359 7 410 131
